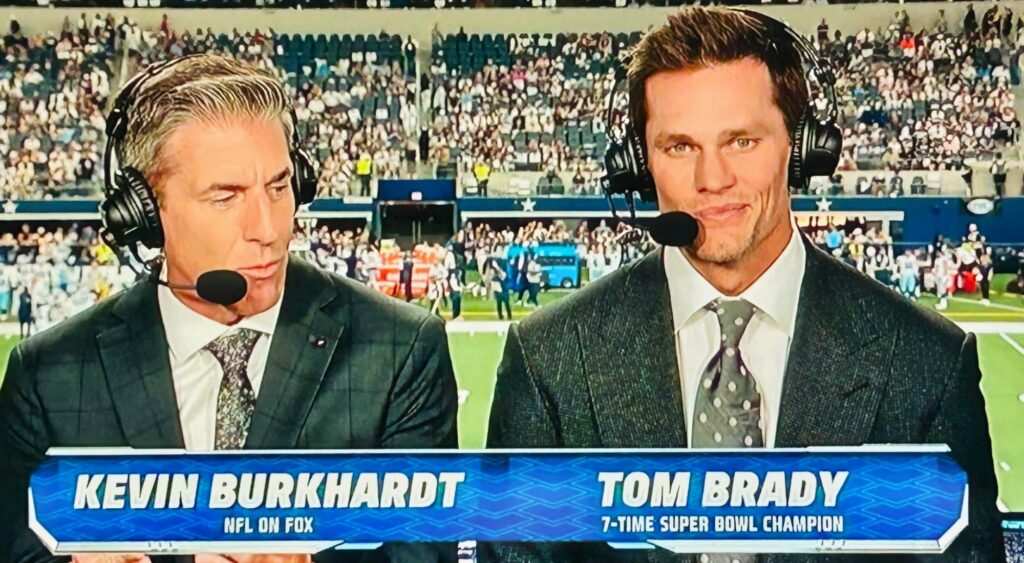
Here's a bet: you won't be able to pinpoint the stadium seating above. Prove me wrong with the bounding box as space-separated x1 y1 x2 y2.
0 9 1022 200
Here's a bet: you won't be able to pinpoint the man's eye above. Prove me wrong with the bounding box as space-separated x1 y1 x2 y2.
732 138 758 150
668 143 694 155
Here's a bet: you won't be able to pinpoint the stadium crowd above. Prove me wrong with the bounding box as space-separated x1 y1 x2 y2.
2 8 1023 200
1 13 420 200
0 14 114 200
431 7 1024 195
826 6 1021 176
429 31 622 194
123 16 421 196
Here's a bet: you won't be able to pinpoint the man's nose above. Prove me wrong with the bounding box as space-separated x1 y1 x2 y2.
242 189 278 245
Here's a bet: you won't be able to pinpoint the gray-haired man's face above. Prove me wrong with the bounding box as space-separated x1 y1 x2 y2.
158 115 295 321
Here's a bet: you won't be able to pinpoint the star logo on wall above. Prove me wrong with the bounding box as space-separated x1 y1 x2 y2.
521 198 536 213
816 197 832 212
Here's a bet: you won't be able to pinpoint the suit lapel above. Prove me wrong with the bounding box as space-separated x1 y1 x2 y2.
775 240 896 447
578 250 687 448
245 258 345 449
96 282 185 449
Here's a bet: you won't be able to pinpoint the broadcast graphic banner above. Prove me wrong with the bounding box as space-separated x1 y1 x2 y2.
30 446 967 555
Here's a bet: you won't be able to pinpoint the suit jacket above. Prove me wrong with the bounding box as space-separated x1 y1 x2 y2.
482 239 1004 562
0 257 458 563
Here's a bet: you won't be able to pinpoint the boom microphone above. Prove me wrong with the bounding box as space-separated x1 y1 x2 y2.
157 270 249 306
649 211 700 247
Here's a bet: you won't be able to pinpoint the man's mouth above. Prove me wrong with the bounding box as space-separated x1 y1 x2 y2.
695 204 749 224
237 258 283 280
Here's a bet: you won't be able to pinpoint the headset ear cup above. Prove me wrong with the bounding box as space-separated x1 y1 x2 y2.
101 167 162 249
602 138 637 197
788 115 808 192
291 148 317 206
804 120 843 180
628 128 658 203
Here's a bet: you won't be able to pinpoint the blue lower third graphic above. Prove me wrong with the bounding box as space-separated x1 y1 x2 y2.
29 445 967 554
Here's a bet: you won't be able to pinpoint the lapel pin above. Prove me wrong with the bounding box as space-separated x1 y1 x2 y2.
312 336 327 348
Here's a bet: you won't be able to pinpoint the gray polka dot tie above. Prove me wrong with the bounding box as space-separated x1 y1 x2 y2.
692 299 761 563
205 328 261 450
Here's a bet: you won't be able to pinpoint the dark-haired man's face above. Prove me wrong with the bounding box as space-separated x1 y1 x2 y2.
644 57 793 265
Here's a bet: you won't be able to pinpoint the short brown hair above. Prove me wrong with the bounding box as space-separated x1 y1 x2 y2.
114 53 294 204
627 7 808 151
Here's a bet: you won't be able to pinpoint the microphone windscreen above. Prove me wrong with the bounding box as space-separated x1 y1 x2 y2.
196 270 248 306
650 211 699 247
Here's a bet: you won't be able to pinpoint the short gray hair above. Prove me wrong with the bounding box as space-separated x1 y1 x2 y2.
114 53 294 204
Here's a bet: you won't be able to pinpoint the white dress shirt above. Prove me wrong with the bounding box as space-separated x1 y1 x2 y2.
664 225 806 448
157 282 283 451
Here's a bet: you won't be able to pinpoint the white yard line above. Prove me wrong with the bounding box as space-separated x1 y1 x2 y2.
951 296 1024 312
1000 333 1024 358
958 322 1024 334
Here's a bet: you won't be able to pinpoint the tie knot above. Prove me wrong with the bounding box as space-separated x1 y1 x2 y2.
709 299 755 347
204 328 262 372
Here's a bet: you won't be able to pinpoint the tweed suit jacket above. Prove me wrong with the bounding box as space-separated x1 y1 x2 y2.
0 256 458 563
482 237 1004 563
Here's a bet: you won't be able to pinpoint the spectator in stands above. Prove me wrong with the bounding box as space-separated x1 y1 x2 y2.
356 151 373 196
983 4 1001 38
934 10 949 35
473 159 490 197
990 151 1008 197
965 4 978 36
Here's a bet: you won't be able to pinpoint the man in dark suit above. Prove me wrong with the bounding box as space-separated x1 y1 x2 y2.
484 8 1002 562
0 54 457 563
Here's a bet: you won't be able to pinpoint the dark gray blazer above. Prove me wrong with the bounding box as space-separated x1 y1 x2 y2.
0 256 458 563
483 238 1004 562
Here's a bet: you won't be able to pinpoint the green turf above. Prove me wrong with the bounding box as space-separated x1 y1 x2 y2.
0 336 15 388
449 331 506 449
978 334 1024 511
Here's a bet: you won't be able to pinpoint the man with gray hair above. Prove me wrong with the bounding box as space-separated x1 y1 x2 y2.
0 54 458 562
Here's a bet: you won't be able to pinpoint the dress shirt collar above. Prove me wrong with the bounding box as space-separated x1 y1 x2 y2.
157 263 284 364
664 220 806 336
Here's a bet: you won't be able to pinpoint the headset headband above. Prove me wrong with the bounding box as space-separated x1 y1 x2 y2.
734 8 839 125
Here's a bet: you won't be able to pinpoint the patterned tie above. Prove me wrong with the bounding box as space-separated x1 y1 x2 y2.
205 328 262 450
691 299 761 563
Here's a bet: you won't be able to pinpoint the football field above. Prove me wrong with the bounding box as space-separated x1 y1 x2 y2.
0 278 1022 511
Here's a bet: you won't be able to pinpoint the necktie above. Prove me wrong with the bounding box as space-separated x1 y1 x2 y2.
205 328 261 450
691 299 761 563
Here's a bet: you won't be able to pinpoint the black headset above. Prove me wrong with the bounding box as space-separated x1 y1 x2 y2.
601 8 843 206
101 54 318 251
